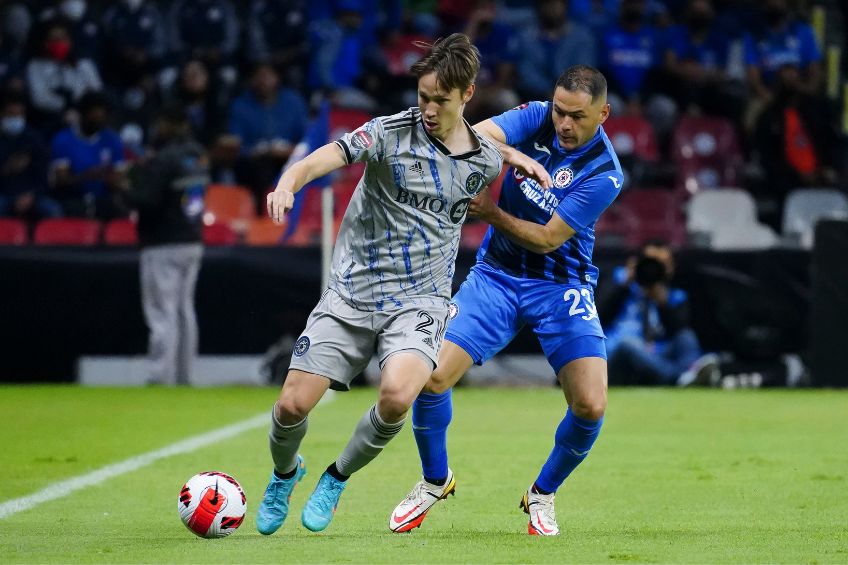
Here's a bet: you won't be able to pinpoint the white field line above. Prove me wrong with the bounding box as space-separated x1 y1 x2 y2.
0 391 335 520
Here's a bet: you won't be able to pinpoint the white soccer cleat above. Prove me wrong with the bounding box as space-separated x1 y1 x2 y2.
519 488 560 536
389 469 456 532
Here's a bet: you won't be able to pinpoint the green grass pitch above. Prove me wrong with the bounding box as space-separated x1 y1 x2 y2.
1 385 846 564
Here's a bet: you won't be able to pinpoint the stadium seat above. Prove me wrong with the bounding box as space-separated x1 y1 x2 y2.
603 116 660 189
782 188 848 249
245 218 286 246
382 34 430 76
709 224 779 250
0 218 28 245
204 184 256 232
202 222 239 246
594 204 636 248
671 116 744 194
33 218 101 246
603 116 659 162
103 218 139 246
686 189 777 248
617 188 682 224
328 108 373 141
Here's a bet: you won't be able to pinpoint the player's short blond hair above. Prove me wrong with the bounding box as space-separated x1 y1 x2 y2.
409 33 480 94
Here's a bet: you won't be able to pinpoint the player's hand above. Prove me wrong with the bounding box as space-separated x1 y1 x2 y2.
266 189 295 224
507 150 553 189
468 186 498 222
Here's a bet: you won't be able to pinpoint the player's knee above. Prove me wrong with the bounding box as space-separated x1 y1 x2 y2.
377 387 415 422
276 393 312 423
571 395 607 421
424 367 459 394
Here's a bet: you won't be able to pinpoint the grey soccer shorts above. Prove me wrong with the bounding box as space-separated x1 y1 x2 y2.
288 289 449 390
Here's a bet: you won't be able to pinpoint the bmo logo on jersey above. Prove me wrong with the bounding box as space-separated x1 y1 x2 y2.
394 189 471 224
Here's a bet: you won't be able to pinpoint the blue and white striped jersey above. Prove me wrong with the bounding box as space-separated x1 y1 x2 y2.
478 101 623 286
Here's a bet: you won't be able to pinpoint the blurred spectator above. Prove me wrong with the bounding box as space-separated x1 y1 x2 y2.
228 62 308 206
514 0 596 101
246 0 309 90
25 18 102 135
402 0 441 36
0 26 25 92
0 92 62 220
167 0 240 92
2 2 32 55
50 92 126 219
308 0 385 112
752 65 841 216
101 0 167 89
743 0 822 127
600 240 719 386
598 0 676 134
463 0 519 123
169 59 225 147
661 0 746 122
125 106 208 386
38 0 103 63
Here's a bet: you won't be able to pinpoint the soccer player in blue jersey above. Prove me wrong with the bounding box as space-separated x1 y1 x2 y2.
390 65 623 536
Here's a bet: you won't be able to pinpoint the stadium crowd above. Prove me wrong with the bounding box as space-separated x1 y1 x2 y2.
0 0 845 243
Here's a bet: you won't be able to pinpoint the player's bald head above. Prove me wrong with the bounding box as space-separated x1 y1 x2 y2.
555 65 607 104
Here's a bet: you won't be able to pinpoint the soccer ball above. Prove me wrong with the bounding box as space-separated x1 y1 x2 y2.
178 471 247 538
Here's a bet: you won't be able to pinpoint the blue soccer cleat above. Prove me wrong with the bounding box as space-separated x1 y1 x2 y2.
255 455 306 535
301 471 347 532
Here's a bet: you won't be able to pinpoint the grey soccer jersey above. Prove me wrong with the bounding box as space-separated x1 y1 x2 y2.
331 107 503 311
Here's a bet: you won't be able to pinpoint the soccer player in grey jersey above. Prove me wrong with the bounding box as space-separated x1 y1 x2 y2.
256 33 503 534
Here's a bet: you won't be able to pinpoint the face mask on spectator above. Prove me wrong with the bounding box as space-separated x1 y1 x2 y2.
1 116 25 136
60 0 87 21
46 39 72 61
124 0 144 10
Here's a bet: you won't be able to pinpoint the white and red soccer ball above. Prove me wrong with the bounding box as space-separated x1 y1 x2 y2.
178 471 246 538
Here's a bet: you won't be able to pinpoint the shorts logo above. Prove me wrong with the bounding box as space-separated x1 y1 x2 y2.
553 167 573 188
465 172 485 195
422 337 433 348
448 302 459 320
293 336 310 357
350 130 373 150
449 198 472 224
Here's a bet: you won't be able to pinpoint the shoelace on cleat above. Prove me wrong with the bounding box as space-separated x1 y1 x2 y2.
313 478 344 512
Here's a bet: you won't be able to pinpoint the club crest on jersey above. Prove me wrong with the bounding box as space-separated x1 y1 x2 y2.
553 167 574 188
293 336 310 357
350 130 373 150
512 102 530 110
465 172 485 195
513 168 525 181
448 302 459 320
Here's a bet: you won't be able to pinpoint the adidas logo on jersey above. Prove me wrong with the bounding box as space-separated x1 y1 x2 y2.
409 161 424 174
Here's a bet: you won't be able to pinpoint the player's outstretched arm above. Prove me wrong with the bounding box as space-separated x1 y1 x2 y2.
468 187 575 254
474 119 552 189
267 142 347 224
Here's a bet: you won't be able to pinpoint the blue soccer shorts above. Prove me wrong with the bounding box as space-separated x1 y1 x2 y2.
444 261 606 374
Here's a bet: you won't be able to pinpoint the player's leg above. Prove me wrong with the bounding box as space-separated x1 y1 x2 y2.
259 289 373 535
257 369 330 535
393 264 523 532
521 351 607 536
302 350 433 532
522 282 607 535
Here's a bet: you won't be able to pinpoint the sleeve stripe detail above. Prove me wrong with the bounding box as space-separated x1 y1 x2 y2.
336 139 353 164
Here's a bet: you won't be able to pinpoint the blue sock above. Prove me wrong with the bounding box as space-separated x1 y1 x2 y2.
534 409 603 494
412 390 452 482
